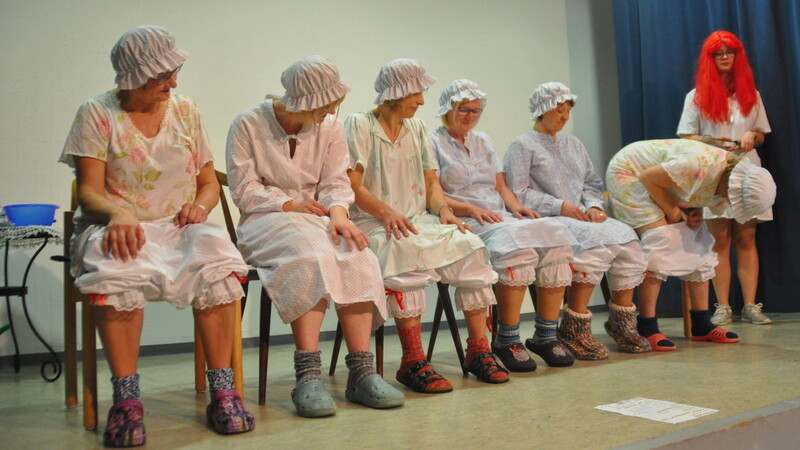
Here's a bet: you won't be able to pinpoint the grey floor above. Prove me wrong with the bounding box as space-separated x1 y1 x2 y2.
2 311 800 449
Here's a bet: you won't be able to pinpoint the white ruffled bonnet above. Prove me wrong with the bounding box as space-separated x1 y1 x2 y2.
435 79 487 118
111 25 188 90
278 56 351 112
373 58 436 105
529 81 578 119
727 158 776 224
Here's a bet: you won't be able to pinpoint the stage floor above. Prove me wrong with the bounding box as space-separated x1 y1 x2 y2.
2 311 799 449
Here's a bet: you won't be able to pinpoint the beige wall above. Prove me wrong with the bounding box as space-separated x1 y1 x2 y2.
0 0 617 356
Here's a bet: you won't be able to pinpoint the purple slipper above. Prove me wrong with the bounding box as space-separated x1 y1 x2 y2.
206 389 255 435
103 399 145 447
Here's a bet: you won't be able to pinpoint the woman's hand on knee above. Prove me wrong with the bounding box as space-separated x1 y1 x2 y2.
103 210 145 262
560 202 590 221
329 217 370 251
173 202 209 227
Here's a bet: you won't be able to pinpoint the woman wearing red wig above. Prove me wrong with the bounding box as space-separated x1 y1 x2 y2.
677 30 772 326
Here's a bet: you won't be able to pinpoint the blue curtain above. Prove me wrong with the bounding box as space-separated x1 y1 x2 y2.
614 0 800 313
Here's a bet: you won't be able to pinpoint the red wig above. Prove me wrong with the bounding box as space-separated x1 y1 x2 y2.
693 30 757 123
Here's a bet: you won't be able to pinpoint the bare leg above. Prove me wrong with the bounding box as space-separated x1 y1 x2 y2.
194 302 236 370
291 299 327 351
733 219 759 305
611 288 634 307
336 301 373 353
708 218 733 306
687 280 710 311
464 308 487 340
565 283 592 314
638 276 662 318
94 307 143 378
395 316 421 328
495 283 526 326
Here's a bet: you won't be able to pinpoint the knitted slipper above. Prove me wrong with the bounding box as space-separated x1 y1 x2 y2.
645 333 676 351
691 327 739 344
291 380 336 418
206 389 255 434
491 341 537 372
346 374 405 409
395 360 453 394
464 351 510 384
103 399 146 448
525 339 575 367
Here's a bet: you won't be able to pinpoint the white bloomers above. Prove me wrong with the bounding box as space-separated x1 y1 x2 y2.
640 222 718 282
72 221 247 311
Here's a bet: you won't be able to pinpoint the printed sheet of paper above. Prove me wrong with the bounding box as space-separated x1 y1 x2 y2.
595 397 718 424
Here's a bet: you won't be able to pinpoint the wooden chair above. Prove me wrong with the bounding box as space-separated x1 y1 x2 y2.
215 170 272 405
59 179 244 430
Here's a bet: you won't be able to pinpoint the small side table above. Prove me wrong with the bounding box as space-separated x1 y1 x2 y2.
1 225 63 382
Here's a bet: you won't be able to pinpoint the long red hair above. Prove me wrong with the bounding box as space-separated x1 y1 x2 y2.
693 31 757 123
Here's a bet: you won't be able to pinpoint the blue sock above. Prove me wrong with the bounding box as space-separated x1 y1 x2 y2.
497 321 521 346
533 317 558 344
691 310 737 338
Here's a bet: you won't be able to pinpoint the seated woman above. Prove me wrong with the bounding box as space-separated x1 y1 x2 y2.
59 25 254 447
226 56 404 418
504 82 650 360
346 59 506 393
606 138 775 348
430 79 578 369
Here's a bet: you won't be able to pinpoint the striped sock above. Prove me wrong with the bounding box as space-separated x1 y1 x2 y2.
345 351 376 387
533 317 558 345
497 321 521 345
294 350 322 386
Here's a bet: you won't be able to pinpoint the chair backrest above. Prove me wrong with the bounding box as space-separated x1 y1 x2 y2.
215 170 238 245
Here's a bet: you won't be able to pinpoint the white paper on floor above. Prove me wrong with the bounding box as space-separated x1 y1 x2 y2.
595 397 718 424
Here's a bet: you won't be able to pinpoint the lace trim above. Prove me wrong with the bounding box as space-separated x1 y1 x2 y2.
454 286 496 311
607 272 646 292
0 225 63 247
497 265 536 286
534 279 572 289
572 272 602 285
645 271 668 282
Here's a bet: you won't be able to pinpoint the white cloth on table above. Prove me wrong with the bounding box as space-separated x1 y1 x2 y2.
430 126 576 287
227 99 386 326
639 223 718 282
60 91 247 310
606 139 731 229
676 88 772 221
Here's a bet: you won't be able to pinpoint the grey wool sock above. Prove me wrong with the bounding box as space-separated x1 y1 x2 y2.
294 350 322 386
345 351 376 388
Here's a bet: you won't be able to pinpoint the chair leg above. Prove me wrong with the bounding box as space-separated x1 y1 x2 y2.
490 304 498 344
232 300 244 397
682 281 692 337
425 295 445 361
438 284 467 375
375 325 384 377
258 290 271 405
65 284 78 408
194 325 206 393
600 275 612 304
329 322 344 376
81 298 97 430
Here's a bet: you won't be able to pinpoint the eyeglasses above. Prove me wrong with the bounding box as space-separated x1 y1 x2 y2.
153 65 182 84
457 107 483 116
713 50 736 59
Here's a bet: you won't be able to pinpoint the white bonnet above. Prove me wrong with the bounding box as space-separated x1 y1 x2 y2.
435 79 487 118
278 56 351 112
111 25 188 90
529 81 578 119
727 158 776 224
373 58 436 105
